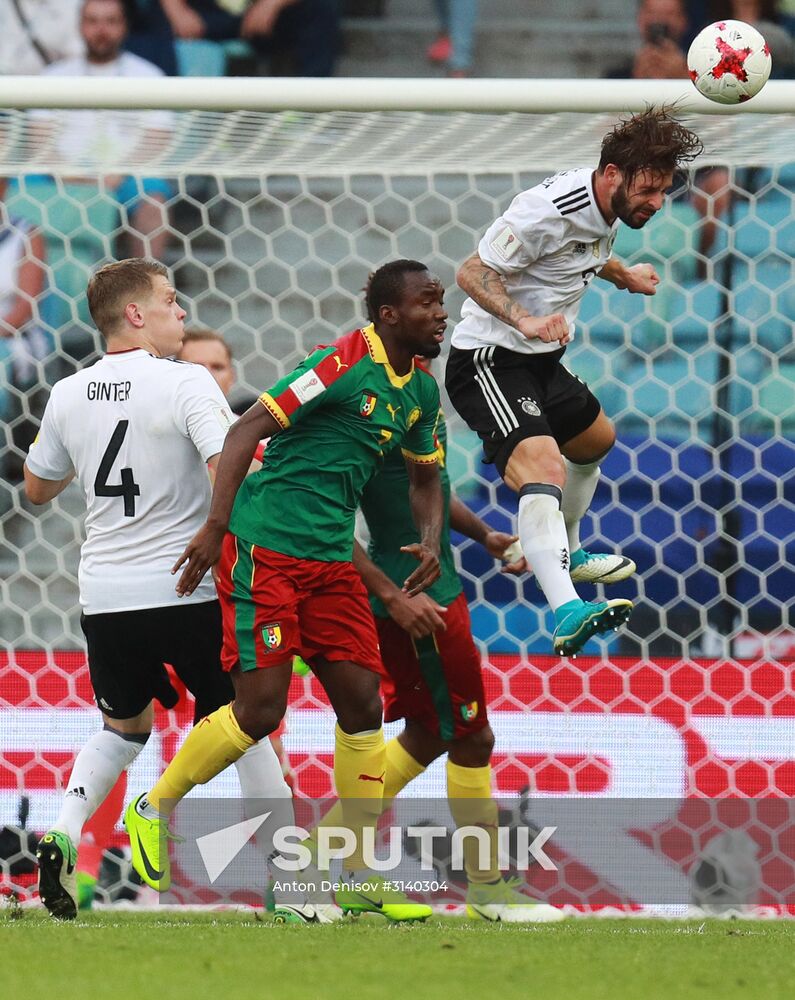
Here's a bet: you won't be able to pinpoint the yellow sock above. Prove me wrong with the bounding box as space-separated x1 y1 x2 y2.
384 737 427 800
306 736 426 860
334 723 385 871
447 760 500 884
149 703 255 816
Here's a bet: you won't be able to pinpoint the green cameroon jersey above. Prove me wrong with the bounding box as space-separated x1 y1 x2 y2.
230 324 441 561
360 409 463 618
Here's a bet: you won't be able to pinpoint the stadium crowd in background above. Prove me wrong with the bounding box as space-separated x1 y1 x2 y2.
0 0 83 75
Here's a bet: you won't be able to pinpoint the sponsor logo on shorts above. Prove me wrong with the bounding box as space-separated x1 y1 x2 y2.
360 392 377 417
262 623 282 649
518 396 541 416
460 701 478 722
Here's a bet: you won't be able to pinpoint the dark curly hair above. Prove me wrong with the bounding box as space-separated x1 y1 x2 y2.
598 105 703 185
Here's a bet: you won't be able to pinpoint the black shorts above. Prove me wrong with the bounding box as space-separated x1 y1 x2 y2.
445 344 601 476
81 600 234 723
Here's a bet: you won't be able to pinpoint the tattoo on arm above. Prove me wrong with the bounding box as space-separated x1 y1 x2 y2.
459 255 529 327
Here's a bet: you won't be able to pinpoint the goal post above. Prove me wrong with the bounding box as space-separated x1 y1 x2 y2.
0 78 793 911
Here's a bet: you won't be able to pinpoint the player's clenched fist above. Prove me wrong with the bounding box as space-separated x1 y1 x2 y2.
517 313 570 346
625 263 660 296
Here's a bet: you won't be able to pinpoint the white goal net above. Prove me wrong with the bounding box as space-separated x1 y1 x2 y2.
1 79 793 911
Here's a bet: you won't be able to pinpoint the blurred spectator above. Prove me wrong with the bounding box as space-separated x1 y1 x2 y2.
606 0 690 79
159 0 340 76
122 0 179 75
710 1 794 76
426 0 479 77
0 0 82 76
27 0 174 260
0 176 47 482
178 326 257 414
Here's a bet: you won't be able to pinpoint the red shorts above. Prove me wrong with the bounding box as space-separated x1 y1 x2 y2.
216 533 383 675
376 591 488 741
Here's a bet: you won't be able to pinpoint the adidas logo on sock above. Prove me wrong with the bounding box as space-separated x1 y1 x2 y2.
66 786 87 800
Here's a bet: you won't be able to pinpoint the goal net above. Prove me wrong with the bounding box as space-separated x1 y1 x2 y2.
0 79 793 912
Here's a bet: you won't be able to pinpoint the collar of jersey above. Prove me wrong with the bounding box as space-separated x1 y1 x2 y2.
360 324 414 389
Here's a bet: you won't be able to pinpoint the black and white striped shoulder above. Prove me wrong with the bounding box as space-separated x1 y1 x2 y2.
550 185 592 217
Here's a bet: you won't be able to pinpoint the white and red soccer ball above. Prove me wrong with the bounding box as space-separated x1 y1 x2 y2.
687 19 772 104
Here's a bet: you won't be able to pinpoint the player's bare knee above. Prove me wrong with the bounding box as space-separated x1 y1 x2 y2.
449 725 495 768
233 696 286 742
337 694 383 734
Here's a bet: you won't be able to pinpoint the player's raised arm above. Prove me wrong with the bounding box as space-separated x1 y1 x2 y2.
173 400 281 595
457 252 569 346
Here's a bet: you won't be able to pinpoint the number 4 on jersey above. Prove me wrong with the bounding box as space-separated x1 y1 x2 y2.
94 420 141 517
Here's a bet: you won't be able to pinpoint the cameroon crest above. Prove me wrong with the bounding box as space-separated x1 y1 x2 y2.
360 392 377 418
262 623 282 649
460 701 478 721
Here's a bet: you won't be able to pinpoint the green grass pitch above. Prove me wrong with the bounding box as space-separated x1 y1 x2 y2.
5 910 795 1000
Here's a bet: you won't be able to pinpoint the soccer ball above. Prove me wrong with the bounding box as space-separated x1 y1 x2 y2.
687 20 772 105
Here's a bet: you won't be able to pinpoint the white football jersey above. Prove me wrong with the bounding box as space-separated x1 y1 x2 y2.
451 167 620 355
26 349 235 614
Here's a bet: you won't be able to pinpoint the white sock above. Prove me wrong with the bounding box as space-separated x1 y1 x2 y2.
518 486 579 611
54 727 146 844
234 738 295 855
234 737 292 801
561 459 600 553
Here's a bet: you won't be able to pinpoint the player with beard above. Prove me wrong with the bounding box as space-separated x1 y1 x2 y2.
125 259 446 922
445 106 702 657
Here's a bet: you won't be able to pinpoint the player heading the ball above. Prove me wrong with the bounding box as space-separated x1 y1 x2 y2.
445 106 703 657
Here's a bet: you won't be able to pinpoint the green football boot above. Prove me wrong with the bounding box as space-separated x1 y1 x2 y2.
36 830 78 920
123 794 182 892
336 873 432 922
